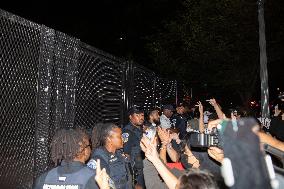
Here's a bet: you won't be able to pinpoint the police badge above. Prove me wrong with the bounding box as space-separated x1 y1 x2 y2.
122 133 129 143
87 158 97 170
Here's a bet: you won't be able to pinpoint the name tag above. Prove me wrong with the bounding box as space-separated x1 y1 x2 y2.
43 184 80 189
58 177 66 182
109 157 117 162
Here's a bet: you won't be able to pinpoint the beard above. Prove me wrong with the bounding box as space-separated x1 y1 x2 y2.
135 121 144 127
153 119 161 126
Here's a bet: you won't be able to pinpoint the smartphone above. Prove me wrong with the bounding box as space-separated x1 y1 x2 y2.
145 126 156 141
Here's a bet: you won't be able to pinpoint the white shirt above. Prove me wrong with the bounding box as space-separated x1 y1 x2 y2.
160 114 172 129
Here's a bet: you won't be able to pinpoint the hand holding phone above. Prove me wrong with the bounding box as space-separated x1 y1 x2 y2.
145 126 156 141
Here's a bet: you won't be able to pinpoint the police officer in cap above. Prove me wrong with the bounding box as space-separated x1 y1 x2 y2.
87 123 133 189
173 102 188 139
33 128 99 189
122 107 145 189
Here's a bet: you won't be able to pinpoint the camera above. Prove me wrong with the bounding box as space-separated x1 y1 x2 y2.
187 128 220 148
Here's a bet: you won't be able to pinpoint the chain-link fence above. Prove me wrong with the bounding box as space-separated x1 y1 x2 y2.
0 10 41 189
0 9 182 189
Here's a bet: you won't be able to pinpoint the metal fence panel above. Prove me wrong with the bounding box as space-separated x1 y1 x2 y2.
74 44 124 129
0 9 181 189
131 64 156 111
154 78 177 107
0 10 41 189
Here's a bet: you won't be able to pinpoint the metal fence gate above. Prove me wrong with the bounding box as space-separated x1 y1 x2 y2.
0 9 181 189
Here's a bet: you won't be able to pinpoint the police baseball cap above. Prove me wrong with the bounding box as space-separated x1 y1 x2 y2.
127 107 144 116
163 104 175 111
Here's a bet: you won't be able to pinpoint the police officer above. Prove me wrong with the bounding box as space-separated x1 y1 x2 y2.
122 107 145 189
87 123 132 189
173 103 188 139
33 128 99 189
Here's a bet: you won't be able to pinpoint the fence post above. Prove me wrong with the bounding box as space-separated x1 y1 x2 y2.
258 0 270 118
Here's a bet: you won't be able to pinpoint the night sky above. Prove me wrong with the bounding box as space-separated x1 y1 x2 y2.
1 1 284 106
2 1 178 62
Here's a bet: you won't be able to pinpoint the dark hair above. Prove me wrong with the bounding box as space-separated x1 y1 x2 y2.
208 113 218 121
91 123 119 149
179 134 193 169
127 107 144 116
50 127 89 165
193 110 200 119
178 169 218 189
278 102 284 112
146 108 160 120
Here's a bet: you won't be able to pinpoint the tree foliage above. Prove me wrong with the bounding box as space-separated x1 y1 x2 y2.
146 0 260 106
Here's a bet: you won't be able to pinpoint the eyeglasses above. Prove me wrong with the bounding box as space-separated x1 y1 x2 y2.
84 144 91 149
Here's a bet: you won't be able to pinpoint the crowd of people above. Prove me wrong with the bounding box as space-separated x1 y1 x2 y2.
33 97 284 189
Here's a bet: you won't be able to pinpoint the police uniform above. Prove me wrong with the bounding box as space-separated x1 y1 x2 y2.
172 113 188 139
122 122 144 187
33 160 98 189
87 147 133 189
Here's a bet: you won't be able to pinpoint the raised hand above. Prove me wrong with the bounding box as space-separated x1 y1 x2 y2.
170 132 179 141
208 98 217 107
207 119 223 130
157 126 172 146
208 147 224 163
170 132 181 144
195 101 203 114
140 135 159 163
95 159 110 189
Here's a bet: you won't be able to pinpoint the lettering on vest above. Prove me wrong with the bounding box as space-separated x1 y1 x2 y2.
43 184 80 189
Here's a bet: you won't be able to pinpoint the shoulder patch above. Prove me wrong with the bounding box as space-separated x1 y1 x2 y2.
122 132 129 143
86 159 97 170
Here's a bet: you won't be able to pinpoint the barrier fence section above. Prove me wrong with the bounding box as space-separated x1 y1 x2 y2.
0 9 181 189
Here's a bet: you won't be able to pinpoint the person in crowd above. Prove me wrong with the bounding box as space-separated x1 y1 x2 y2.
145 108 161 127
87 123 133 189
95 159 111 189
173 103 188 139
207 118 284 189
179 134 223 179
140 136 219 189
175 101 224 186
269 103 284 141
195 101 206 133
258 131 284 152
33 128 98 189
186 110 200 132
208 98 225 119
143 130 173 189
157 126 181 163
160 104 175 129
122 107 145 189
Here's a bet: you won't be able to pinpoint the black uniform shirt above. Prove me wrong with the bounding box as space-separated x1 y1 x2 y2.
122 123 144 169
33 161 98 189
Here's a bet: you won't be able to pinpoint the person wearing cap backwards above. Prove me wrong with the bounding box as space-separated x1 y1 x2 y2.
122 107 145 189
160 104 174 129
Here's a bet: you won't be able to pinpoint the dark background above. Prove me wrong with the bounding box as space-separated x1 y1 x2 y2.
2 0 284 108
